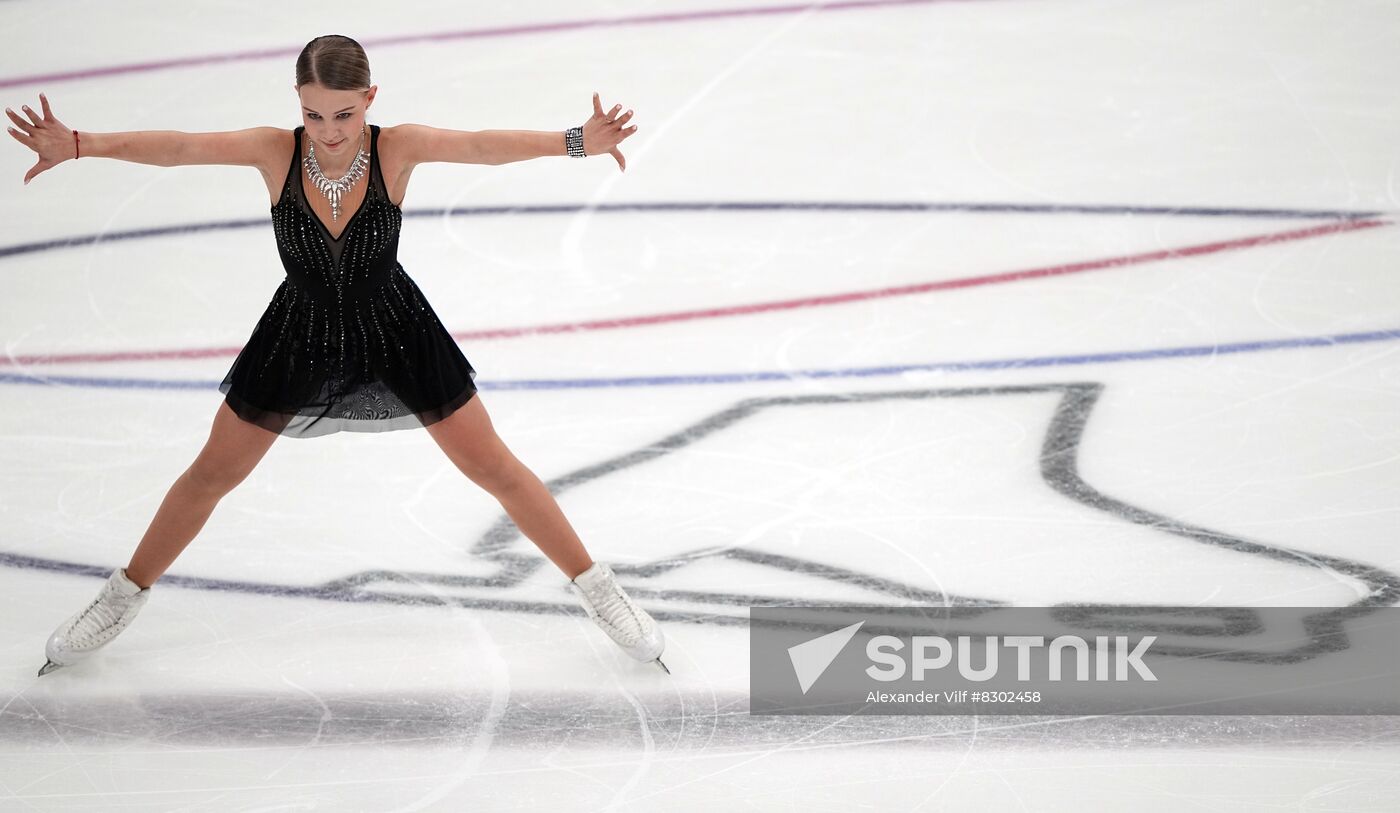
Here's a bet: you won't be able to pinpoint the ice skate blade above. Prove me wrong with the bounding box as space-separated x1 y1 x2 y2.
37 660 63 677
654 657 671 675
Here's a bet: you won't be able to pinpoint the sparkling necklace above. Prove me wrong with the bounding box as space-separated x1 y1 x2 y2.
304 125 369 222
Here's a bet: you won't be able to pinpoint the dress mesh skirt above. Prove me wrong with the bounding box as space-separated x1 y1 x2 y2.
219 267 478 439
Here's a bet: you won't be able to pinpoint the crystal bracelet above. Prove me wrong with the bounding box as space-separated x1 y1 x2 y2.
564 125 585 157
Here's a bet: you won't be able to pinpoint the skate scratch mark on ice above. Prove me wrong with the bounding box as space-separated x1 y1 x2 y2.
667 631 721 761
376 559 511 809
911 713 982 811
558 0 822 294
463 218 1391 340
402 610 508 810
606 679 657 810
276 674 333 761
624 712 862 803
2 692 1304 752
0 216 1389 370
397 463 462 562
76 173 163 347
0 689 78 808
12 692 97 797
0 0 964 90
1152 334 1400 439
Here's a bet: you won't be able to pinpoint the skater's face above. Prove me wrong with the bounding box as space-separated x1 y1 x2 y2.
296 82 377 157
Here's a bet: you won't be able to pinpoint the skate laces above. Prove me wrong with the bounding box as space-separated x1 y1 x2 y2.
581 579 647 645
68 588 132 647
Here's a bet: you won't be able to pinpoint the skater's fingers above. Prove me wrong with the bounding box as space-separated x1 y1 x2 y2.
39 92 54 121
593 91 603 117
24 160 48 185
19 104 42 128
6 125 33 149
611 146 625 173
4 107 33 135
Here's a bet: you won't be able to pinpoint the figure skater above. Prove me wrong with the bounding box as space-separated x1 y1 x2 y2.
5 34 668 676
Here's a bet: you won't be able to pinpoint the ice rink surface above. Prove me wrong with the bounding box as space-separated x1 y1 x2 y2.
2 0 1400 809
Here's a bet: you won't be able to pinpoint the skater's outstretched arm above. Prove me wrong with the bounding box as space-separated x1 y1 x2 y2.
397 91 638 172
5 92 279 185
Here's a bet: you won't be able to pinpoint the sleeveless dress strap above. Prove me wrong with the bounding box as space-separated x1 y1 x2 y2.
369 124 387 204
289 126 302 186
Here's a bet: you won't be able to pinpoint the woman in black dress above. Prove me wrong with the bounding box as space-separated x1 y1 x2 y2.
7 35 668 676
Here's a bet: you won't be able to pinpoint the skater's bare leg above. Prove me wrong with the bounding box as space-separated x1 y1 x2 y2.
124 401 280 588
425 394 594 580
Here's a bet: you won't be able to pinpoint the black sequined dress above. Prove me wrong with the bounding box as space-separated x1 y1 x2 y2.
219 124 478 438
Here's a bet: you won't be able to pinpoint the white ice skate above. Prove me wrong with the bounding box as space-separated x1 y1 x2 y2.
568 562 669 674
37 567 151 677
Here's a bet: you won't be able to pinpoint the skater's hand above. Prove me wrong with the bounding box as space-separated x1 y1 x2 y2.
583 92 637 173
5 93 73 186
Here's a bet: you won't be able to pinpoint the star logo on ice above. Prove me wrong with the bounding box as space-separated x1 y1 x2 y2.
789 621 865 694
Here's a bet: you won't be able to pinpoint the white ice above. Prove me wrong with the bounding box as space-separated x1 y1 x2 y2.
2 0 1400 810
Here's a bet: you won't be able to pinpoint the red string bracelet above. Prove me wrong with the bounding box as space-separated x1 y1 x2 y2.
73 130 80 159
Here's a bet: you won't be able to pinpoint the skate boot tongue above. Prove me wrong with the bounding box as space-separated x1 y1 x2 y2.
572 562 614 592
110 568 147 597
